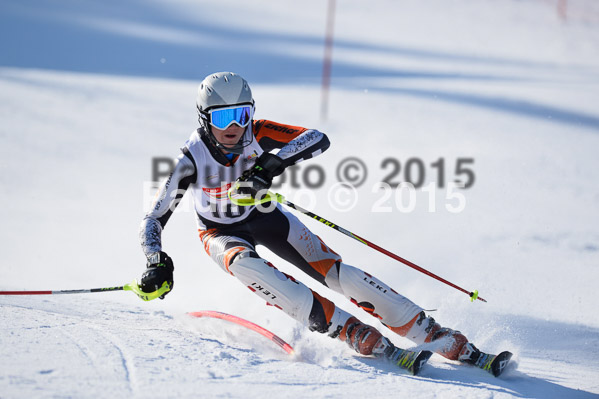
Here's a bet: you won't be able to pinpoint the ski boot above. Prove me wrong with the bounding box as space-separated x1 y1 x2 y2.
458 342 513 377
341 318 432 375
373 336 432 376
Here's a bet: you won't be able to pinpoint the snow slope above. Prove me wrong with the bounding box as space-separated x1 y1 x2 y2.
2 0 599 398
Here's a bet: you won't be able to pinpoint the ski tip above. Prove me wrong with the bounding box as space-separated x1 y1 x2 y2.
491 351 513 377
411 350 433 376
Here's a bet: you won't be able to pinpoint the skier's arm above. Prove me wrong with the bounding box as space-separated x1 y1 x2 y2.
253 119 330 167
276 129 330 167
139 149 197 257
237 121 330 196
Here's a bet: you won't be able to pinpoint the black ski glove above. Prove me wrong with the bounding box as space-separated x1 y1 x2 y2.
237 153 285 198
140 251 174 299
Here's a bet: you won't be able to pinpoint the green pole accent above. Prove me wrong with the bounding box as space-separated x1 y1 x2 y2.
228 184 284 206
124 280 171 301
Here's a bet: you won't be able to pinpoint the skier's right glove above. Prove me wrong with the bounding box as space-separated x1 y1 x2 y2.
140 251 174 299
236 153 285 199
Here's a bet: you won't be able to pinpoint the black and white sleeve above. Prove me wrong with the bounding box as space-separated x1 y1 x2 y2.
276 129 330 167
139 149 197 257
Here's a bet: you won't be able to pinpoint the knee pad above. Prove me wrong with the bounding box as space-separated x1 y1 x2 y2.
222 246 257 275
201 232 255 275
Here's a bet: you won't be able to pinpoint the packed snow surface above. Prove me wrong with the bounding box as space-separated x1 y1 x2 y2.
1 0 599 398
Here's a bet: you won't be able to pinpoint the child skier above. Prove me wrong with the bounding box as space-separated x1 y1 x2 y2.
139 71 489 374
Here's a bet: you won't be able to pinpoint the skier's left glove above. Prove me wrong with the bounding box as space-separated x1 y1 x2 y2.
236 153 285 198
140 251 174 300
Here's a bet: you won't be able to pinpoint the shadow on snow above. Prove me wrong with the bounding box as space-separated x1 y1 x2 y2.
2 0 598 131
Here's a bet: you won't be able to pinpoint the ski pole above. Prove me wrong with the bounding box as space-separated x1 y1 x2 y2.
229 189 486 303
0 280 171 301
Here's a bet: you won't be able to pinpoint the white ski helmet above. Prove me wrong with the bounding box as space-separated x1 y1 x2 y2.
197 72 254 112
196 72 255 154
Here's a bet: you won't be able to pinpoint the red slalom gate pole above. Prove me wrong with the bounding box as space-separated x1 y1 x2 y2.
188 311 295 355
320 0 336 121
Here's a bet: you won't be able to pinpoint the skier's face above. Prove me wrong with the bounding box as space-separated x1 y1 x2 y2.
212 124 246 153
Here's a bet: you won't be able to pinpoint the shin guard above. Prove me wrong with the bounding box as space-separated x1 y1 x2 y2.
329 263 423 329
228 257 353 338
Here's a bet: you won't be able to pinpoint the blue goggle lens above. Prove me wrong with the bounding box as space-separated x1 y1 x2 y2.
209 106 252 129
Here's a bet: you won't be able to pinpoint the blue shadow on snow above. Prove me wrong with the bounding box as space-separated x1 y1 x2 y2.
1 0 598 131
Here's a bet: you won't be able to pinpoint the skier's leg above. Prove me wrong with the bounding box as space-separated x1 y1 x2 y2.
250 207 469 360
250 205 343 285
326 263 469 360
199 228 390 356
228 255 390 356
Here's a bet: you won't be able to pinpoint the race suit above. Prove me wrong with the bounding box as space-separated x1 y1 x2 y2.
139 120 466 359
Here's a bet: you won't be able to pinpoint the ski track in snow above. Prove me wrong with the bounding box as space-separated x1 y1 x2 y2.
1 296 598 398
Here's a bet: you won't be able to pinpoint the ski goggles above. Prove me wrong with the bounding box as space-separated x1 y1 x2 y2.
208 105 253 130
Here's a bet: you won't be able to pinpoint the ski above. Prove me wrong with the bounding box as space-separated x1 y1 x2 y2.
470 350 513 377
381 347 433 376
